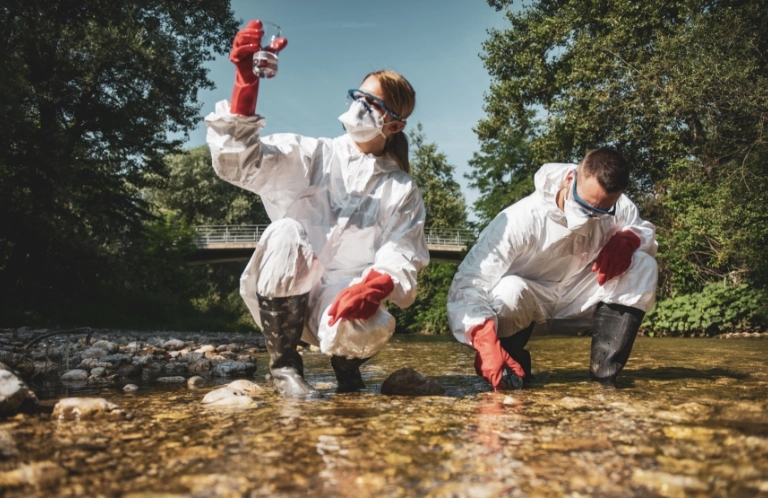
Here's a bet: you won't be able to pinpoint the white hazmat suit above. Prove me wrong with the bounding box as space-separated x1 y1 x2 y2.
447 163 658 343
205 101 429 359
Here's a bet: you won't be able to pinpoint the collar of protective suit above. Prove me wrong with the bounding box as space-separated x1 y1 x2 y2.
534 162 577 215
335 134 403 194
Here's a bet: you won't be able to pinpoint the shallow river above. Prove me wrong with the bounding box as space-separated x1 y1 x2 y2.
3 335 768 497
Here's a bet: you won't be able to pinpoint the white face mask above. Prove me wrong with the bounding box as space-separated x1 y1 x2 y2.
563 183 597 232
338 100 391 143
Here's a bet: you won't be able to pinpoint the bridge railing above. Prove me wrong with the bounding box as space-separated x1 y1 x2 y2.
195 225 476 247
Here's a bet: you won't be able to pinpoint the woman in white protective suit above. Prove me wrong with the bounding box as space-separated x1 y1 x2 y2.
205 21 429 398
447 148 658 389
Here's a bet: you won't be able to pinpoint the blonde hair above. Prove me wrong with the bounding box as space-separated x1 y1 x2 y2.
363 70 416 173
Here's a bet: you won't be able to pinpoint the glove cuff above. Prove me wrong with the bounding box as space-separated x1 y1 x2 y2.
230 80 259 116
620 230 642 250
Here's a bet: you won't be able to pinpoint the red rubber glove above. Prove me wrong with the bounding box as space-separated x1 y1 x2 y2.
467 319 525 390
328 270 394 326
592 230 642 286
228 20 288 116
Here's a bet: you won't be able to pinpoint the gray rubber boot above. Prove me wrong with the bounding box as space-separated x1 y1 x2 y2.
258 293 322 399
499 321 535 386
590 302 645 386
330 355 370 393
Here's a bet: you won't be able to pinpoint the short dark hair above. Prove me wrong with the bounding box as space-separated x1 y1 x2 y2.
578 148 629 193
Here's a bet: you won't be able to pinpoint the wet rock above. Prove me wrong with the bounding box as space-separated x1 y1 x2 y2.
60 369 89 382
188 358 212 374
80 347 107 359
123 384 139 392
0 429 19 458
100 353 133 366
141 362 164 382
157 376 186 383
380 368 446 396
90 367 107 377
211 360 256 378
163 361 188 376
202 380 262 407
124 341 144 354
237 354 254 363
91 340 119 354
187 376 205 388
227 379 264 396
77 358 113 370
133 354 153 367
183 352 205 363
0 367 39 416
52 397 131 420
162 339 186 351
0 461 67 488
116 362 142 379
0 351 35 376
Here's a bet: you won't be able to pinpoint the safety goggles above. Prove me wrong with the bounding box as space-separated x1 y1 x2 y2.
347 89 401 120
571 172 616 219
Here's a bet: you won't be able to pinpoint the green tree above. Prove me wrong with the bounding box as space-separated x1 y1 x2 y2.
466 132 536 229
393 124 468 334
0 1 238 323
479 0 768 295
146 145 270 225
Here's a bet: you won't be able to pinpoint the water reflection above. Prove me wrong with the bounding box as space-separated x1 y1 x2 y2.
2 335 767 497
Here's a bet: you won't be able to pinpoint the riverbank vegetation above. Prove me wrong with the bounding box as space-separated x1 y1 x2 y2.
1 1 766 335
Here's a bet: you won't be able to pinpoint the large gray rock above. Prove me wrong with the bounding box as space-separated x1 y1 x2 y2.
211 360 255 378
188 358 212 374
91 340 119 354
100 353 133 366
380 368 446 396
80 347 107 359
52 397 131 420
0 367 39 416
60 369 89 382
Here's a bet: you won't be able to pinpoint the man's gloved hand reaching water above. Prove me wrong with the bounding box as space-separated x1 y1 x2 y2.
467 319 525 390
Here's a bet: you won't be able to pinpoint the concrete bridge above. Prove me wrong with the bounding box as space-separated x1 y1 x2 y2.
189 225 475 264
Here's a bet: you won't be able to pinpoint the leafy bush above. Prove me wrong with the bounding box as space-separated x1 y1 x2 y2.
642 283 768 337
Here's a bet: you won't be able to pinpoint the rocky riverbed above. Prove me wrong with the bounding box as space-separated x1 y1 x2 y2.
1 330 767 497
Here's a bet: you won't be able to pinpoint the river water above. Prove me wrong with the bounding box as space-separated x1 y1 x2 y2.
2 335 767 497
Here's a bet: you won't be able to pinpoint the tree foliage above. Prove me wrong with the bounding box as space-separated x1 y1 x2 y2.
145 145 270 225
466 133 536 229
393 125 468 334
479 0 768 295
0 1 238 321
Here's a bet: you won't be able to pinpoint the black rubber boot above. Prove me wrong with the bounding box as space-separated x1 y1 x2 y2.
258 293 322 399
330 355 370 393
499 322 535 385
590 302 645 386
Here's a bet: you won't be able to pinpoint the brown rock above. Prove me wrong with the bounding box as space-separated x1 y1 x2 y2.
380 368 445 396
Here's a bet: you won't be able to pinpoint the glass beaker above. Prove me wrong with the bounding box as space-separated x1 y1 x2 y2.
253 22 283 79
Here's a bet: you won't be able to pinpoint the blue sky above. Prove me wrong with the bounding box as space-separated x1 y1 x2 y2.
186 0 513 220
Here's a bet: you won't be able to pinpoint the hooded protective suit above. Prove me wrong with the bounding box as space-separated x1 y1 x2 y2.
205 100 429 358
447 163 657 344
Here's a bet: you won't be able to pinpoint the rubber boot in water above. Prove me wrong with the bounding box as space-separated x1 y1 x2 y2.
258 293 322 399
590 302 645 387
499 321 535 386
330 355 370 393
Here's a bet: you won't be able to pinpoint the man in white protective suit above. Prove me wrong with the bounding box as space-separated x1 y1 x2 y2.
205 21 429 398
447 148 658 389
